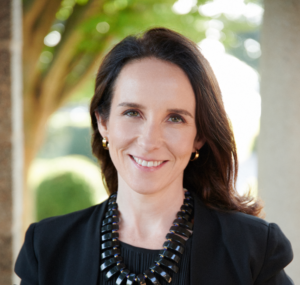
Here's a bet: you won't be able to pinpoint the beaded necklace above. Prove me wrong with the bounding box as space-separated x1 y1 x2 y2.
100 190 194 285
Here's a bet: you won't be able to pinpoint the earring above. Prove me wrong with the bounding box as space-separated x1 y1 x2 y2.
190 150 199 161
102 137 109 150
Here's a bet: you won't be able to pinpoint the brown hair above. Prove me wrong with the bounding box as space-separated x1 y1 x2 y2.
90 27 263 217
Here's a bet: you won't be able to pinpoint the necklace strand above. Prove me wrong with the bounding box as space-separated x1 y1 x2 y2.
100 190 194 285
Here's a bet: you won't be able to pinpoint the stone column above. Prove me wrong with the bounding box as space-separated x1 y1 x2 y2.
0 0 23 284
259 0 300 282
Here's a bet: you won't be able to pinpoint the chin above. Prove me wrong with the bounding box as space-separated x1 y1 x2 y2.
126 181 163 196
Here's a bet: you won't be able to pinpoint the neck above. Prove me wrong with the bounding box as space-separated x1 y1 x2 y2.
116 175 185 249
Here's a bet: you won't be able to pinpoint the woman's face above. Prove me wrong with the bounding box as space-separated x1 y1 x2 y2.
97 57 204 195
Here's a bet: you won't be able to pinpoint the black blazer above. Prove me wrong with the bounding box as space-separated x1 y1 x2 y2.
15 195 294 285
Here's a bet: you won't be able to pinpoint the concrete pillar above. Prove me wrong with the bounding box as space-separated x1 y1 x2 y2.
0 0 23 284
259 0 300 282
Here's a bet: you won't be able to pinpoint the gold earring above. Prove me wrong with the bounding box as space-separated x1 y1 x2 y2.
102 137 109 150
190 150 199 161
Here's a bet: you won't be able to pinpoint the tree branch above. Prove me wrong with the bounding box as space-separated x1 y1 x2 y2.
23 0 49 36
23 0 62 95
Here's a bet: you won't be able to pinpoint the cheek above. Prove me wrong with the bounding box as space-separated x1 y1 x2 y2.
164 127 197 158
109 118 140 148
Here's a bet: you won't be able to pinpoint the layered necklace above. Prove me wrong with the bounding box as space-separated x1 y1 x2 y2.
100 190 194 285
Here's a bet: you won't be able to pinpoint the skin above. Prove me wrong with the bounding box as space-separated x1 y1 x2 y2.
96 57 205 249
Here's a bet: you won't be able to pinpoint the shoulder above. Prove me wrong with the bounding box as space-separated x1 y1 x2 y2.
34 201 106 233
28 199 108 254
214 208 269 237
213 207 293 255
214 208 291 250
194 195 271 243
15 200 109 283
212 207 293 283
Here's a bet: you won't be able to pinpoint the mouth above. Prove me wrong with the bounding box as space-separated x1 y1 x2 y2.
129 155 168 170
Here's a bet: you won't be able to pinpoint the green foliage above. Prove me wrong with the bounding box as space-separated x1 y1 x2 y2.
36 171 94 221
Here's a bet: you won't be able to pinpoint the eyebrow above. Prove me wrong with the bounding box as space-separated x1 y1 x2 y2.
117 102 193 118
118 102 143 108
167 108 193 118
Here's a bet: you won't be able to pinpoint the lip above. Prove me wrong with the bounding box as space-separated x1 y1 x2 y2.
129 155 168 172
130 154 167 162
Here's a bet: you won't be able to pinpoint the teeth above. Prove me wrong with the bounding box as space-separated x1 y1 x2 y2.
132 156 164 167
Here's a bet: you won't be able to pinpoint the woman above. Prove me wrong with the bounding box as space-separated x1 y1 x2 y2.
15 28 293 285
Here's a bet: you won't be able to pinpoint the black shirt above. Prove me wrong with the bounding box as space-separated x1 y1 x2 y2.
98 237 192 284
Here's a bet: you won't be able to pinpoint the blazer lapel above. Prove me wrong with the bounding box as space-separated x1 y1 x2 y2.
82 199 109 285
190 196 220 285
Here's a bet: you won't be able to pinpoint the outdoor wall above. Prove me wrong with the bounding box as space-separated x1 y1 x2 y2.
0 0 23 284
259 0 300 282
0 0 13 282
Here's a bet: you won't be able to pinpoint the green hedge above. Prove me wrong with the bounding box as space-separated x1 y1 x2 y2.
36 171 94 221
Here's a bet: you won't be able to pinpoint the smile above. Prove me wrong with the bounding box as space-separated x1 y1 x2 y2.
130 155 167 169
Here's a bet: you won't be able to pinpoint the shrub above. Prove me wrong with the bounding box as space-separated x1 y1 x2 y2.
36 171 94 221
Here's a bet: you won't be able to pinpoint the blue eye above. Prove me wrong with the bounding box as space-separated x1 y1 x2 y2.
168 115 184 123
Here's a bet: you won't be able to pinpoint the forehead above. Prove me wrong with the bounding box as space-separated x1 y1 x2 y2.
112 57 195 109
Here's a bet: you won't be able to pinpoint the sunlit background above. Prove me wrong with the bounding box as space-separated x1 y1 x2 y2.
27 0 263 221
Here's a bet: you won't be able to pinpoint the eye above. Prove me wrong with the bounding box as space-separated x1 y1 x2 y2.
168 115 184 123
124 110 140 117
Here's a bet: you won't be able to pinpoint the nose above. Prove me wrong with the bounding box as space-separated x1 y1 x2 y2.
137 119 163 152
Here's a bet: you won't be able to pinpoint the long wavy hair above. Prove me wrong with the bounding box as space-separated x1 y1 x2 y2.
90 27 262 217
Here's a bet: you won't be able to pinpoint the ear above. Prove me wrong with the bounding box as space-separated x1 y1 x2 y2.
193 137 206 152
95 111 109 139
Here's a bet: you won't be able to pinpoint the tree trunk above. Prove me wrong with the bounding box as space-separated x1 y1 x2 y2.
21 0 113 229
259 0 300 282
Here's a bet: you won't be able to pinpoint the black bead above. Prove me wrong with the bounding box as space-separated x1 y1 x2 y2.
144 269 161 285
108 203 118 211
108 198 117 205
155 257 179 273
101 248 121 259
173 218 193 230
100 256 123 271
166 233 186 246
105 210 119 218
184 198 194 208
126 273 136 284
110 193 118 199
163 240 184 254
184 191 193 198
101 224 119 233
99 190 195 285
180 205 193 215
102 232 119 242
159 249 180 263
184 196 193 202
137 273 146 285
176 211 191 221
101 239 120 250
105 262 126 280
170 226 192 238
116 269 130 285
102 217 119 226
149 264 172 283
